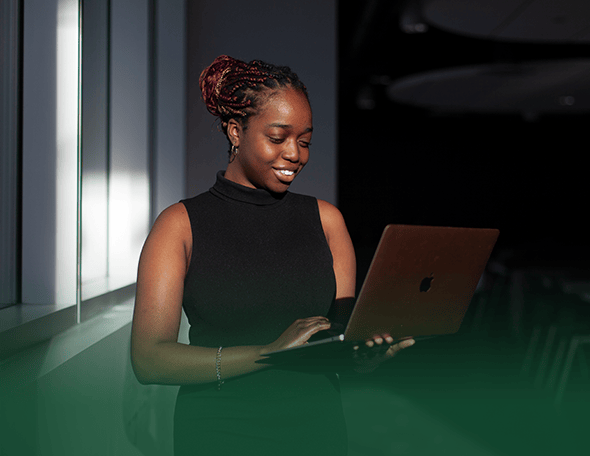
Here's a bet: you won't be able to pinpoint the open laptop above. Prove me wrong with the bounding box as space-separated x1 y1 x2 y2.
259 224 499 363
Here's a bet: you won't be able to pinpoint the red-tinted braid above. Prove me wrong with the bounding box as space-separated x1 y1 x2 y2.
200 55 279 119
199 55 308 122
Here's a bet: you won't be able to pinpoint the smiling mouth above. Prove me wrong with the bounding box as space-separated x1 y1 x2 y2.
273 168 298 184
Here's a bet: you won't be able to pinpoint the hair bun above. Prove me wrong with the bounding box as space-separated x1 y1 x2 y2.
198 54 308 129
199 55 244 117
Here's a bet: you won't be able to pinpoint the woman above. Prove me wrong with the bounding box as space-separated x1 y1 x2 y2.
130 55 414 456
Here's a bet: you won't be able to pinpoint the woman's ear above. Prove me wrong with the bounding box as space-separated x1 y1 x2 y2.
226 118 241 148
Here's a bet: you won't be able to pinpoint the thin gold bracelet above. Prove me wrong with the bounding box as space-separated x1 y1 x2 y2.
216 346 224 390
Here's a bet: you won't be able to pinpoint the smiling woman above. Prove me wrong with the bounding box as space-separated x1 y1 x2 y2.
131 55 412 456
224 88 312 193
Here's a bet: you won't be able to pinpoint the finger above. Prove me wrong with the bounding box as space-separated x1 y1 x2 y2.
364 333 384 347
386 338 415 357
366 333 395 346
298 317 329 330
299 316 329 322
301 319 331 342
307 317 330 327
372 336 384 345
312 319 331 330
398 338 415 349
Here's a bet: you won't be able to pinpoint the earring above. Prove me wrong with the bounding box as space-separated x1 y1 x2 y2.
229 145 239 163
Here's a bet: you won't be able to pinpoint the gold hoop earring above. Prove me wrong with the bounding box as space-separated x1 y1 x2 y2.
229 145 239 163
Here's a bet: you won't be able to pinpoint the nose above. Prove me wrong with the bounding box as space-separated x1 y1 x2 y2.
281 139 300 163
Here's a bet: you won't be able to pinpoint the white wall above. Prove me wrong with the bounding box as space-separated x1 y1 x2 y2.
185 0 338 203
154 0 186 215
107 0 151 290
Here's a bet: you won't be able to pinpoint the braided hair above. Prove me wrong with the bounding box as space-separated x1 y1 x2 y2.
199 55 309 143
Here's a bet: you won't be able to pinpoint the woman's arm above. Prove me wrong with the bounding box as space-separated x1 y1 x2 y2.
131 203 262 385
317 200 356 301
317 200 414 372
131 203 329 385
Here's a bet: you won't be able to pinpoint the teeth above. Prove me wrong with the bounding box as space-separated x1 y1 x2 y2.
279 170 294 176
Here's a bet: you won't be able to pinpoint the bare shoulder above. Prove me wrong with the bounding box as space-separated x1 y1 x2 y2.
317 198 342 217
153 202 190 231
142 202 192 266
317 199 347 242
149 202 191 241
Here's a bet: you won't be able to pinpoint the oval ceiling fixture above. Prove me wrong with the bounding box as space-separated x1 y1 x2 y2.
387 59 590 115
421 0 590 43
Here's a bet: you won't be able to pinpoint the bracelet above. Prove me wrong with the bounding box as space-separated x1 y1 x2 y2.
215 346 224 390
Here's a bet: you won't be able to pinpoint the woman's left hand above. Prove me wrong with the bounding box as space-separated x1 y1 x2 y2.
352 335 415 373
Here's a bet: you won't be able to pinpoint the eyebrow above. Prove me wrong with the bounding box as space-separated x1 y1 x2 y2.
267 123 313 133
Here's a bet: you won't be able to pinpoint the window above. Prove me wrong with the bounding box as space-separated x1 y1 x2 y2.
3 0 152 321
0 0 21 310
1 0 185 357
20 0 152 309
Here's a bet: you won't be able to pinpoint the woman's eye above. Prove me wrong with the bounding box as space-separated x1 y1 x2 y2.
269 137 283 144
299 141 312 148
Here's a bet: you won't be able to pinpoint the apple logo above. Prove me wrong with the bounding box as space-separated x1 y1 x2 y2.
420 273 434 292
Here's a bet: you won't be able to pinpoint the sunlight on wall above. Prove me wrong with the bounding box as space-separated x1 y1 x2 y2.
80 0 151 301
108 170 150 291
81 167 150 300
55 0 79 305
105 0 151 296
81 172 108 285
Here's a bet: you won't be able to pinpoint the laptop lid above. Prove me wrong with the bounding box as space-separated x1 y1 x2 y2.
343 224 499 341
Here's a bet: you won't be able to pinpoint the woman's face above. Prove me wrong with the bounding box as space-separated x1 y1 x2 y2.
225 88 312 193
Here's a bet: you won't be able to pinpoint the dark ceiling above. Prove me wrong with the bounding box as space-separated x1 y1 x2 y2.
337 0 590 262
339 0 590 115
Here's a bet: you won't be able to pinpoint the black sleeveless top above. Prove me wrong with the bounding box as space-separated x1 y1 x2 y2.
181 171 337 348
175 172 348 456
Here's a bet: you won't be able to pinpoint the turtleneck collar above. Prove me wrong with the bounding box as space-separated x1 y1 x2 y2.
209 171 287 206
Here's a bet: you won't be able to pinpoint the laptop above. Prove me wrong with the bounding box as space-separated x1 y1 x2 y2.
258 224 499 363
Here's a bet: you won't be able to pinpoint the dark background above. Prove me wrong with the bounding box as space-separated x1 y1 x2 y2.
335 6 589 454
337 1 590 267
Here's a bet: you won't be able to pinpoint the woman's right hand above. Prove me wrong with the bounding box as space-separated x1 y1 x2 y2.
261 317 331 355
